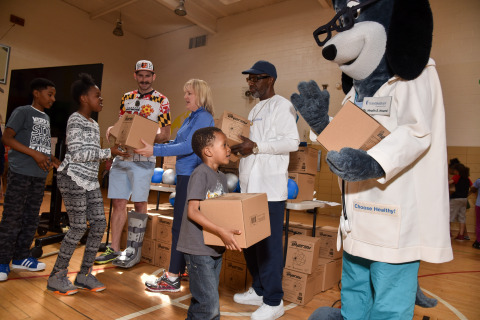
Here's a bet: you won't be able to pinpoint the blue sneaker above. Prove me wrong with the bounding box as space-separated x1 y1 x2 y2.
0 264 10 281
11 257 46 271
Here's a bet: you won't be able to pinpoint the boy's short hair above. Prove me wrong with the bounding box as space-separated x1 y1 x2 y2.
30 78 55 93
71 73 96 105
192 127 223 160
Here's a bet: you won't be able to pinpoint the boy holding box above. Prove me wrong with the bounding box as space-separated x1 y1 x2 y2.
176 127 241 319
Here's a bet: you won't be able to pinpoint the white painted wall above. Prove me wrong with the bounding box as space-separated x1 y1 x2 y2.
0 0 147 139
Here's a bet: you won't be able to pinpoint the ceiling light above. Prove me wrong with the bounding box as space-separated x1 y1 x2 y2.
175 0 187 16
113 13 124 36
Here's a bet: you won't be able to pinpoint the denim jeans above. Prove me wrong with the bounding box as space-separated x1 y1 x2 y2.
184 254 222 320
0 169 46 264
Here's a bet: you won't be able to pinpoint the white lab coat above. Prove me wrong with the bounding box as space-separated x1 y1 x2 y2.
341 59 453 264
239 95 300 201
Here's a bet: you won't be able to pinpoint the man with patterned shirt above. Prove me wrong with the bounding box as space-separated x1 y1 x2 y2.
95 60 171 268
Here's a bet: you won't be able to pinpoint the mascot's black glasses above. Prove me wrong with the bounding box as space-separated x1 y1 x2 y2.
313 0 380 47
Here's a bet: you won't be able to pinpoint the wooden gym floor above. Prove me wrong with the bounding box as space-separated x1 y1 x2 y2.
0 190 479 320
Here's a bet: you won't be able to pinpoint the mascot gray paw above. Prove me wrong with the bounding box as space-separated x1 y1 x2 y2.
291 80 330 135
416 284 438 308
327 148 385 181
307 307 342 320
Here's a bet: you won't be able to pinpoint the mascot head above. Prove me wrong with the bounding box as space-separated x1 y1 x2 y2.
313 0 433 99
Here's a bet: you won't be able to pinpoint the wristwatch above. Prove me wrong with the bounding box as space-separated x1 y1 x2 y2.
252 143 259 155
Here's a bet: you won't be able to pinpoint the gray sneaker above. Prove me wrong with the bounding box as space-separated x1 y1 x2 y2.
47 270 78 295
75 269 106 292
94 247 119 264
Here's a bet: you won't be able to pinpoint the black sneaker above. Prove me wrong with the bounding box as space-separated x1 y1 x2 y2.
145 272 181 292
473 241 480 249
94 247 119 264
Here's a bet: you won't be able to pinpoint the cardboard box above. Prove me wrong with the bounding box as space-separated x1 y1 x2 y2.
155 215 174 244
316 226 343 259
140 238 155 265
313 258 342 294
115 113 159 149
148 203 174 216
224 260 248 291
109 113 127 139
201 193 270 248
144 213 160 240
225 249 246 264
154 241 171 268
286 222 321 237
288 147 318 176
215 111 250 161
317 101 390 152
288 172 315 203
162 156 176 170
284 235 320 274
282 269 316 306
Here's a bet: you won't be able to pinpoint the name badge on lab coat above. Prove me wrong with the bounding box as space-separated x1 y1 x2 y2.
363 96 392 116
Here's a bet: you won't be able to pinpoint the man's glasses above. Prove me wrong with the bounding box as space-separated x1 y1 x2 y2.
246 75 270 83
312 0 380 47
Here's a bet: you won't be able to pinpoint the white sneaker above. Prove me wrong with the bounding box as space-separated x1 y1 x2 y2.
233 287 263 306
251 301 284 320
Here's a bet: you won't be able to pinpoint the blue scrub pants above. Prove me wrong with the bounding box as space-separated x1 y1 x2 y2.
341 251 420 320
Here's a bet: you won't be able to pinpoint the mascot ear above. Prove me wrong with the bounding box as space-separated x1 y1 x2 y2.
386 0 433 80
341 72 353 94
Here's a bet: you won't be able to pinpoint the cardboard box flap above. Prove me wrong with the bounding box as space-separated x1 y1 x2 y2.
317 101 390 152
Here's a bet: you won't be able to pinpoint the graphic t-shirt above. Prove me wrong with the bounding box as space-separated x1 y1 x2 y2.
176 163 228 257
118 89 171 162
6 105 51 178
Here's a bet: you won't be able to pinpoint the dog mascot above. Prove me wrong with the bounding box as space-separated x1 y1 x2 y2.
291 0 453 318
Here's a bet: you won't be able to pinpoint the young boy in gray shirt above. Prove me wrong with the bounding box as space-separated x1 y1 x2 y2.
176 126 241 320
0 78 60 281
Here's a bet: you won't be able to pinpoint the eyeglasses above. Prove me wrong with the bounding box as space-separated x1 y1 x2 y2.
246 75 271 83
313 0 380 47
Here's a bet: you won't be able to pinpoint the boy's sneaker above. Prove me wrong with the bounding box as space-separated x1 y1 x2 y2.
251 301 285 320
94 247 119 264
0 264 10 281
47 270 78 295
233 287 263 306
145 272 181 292
11 257 46 271
180 269 189 281
74 269 106 292
463 235 470 240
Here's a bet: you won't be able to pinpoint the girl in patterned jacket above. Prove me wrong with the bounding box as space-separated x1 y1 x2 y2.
47 73 128 295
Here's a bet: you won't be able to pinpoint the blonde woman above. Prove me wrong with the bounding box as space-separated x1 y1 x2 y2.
135 79 215 292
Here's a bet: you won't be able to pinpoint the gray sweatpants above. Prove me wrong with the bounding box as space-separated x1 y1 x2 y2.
52 170 106 274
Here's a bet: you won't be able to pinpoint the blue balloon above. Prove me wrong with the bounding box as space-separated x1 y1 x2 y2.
169 192 176 206
287 179 299 199
234 181 241 193
151 168 164 183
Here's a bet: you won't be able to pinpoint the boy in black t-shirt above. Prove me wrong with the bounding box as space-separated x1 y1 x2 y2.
0 78 60 281
176 127 241 319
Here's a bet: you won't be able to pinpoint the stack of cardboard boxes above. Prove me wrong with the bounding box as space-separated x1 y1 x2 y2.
220 249 253 292
282 227 343 306
288 147 318 203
